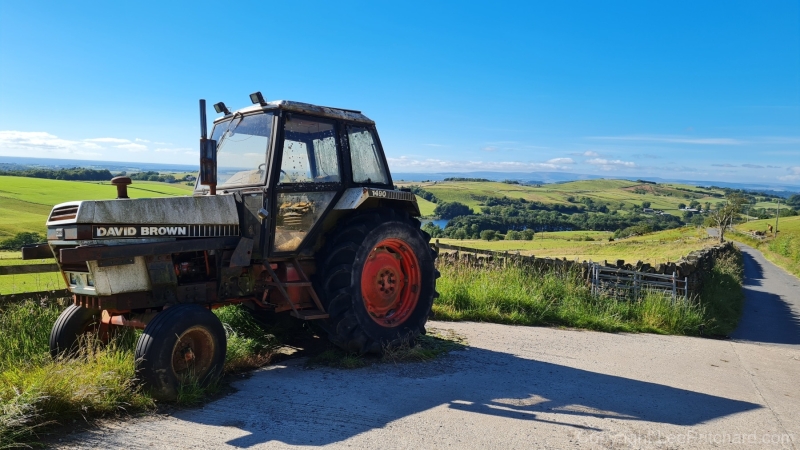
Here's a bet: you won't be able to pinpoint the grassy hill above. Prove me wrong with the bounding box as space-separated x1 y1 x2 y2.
0 176 193 237
401 179 725 215
437 226 715 265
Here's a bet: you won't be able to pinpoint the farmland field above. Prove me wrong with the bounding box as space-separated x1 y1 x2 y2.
398 179 725 214
0 176 193 237
436 226 715 264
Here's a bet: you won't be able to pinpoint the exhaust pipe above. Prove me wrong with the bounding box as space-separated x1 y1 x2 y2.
198 99 217 195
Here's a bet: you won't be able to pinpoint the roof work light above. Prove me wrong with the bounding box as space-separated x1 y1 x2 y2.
213 102 231 115
250 91 267 105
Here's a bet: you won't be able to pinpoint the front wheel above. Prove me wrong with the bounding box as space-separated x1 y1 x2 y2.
316 208 438 354
135 304 227 401
50 304 101 358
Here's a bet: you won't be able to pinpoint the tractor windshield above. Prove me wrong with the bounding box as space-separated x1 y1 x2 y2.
203 113 274 189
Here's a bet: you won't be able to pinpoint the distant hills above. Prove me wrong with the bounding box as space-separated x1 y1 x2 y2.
392 171 799 196
1 155 797 196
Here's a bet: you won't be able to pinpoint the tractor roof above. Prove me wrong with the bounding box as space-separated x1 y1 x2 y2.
214 100 375 125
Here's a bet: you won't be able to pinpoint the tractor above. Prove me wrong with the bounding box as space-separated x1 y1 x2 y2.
23 93 438 399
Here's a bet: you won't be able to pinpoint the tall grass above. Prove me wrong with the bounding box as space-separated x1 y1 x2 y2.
0 302 277 447
697 249 745 336
434 256 741 336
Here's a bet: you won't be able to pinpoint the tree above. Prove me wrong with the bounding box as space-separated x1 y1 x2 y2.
480 230 496 241
0 232 43 250
433 202 473 219
678 203 686 209
522 229 535 240
505 230 520 240
421 222 443 238
453 229 467 240
689 200 700 209
708 194 746 243
642 201 651 208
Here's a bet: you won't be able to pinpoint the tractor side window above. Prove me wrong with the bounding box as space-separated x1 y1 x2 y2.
279 117 340 184
347 126 388 185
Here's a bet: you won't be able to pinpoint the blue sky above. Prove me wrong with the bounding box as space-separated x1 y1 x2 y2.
1 1 798 185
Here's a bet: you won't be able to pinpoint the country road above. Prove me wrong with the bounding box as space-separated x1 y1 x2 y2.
707 229 800 346
57 322 799 449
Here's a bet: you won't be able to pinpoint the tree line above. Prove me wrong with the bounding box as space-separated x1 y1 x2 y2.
0 167 113 181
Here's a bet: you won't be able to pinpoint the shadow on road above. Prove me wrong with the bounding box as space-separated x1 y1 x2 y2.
732 247 800 345
169 347 761 448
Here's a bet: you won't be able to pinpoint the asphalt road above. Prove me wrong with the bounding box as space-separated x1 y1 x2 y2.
56 322 799 449
707 229 800 347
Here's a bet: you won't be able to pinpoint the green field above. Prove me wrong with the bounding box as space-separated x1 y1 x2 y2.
437 227 715 264
0 176 193 237
398 179 725 214
415 195 437 216
735 215 800 234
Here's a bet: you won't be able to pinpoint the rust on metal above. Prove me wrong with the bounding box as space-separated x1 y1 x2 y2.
111 176 132 199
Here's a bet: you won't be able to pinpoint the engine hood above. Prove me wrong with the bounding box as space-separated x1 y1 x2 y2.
47 195 239 226
46 195 240 239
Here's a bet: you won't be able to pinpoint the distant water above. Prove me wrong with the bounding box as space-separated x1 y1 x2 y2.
421 219 449 229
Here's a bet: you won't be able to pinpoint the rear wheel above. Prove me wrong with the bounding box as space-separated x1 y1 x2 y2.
135 304 226 401
316 208 438 353
50 304 101 358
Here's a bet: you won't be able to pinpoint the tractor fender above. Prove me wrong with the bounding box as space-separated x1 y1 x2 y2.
333 187 420 216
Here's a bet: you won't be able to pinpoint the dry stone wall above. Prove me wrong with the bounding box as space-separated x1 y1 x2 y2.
433 240 737 295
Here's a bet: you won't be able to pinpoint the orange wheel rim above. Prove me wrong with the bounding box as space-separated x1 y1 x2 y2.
361 238 421 328
171 326 216 381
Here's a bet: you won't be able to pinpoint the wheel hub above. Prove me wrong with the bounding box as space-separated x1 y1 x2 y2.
171 327 216 380
361 238 421 327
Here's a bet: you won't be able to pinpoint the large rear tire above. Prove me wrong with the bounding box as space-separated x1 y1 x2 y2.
50 304 101 358
315 208 438 354
134 304 227 401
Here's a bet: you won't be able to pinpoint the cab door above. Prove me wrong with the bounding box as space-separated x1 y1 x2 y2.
268 113 343 256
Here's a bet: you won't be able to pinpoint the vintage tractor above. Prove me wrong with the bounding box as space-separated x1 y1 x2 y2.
23 94 438 399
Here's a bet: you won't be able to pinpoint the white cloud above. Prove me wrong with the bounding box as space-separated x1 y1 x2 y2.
135 138 151 143
590 135 743 145
116 143 148 152
84 137 131 144
586 158 636 170
583 151 599 157
779 166 800 182
423 143 448 148
386 156 573 172
155 147 191 154
547 157 574 164
0 131 102 156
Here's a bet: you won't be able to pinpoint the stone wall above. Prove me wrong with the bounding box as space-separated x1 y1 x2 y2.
433 240 738 295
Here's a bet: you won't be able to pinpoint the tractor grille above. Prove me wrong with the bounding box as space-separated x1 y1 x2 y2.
185 225 240 237
49 204 79 222
384 190 415 201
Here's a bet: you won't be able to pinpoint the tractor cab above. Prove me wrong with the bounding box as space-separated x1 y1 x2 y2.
194 97 399 259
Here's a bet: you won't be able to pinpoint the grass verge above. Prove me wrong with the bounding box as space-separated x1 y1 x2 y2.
0 302 279 447
432 253 744 336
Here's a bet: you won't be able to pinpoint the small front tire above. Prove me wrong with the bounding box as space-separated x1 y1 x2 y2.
50 304 101 358
134 304 227 401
